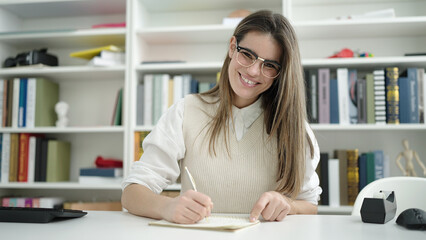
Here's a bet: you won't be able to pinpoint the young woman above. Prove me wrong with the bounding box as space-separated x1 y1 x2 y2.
122 10 321 224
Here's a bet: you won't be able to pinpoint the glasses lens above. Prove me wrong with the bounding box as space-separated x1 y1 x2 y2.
237 49 256 67
262 62 280 78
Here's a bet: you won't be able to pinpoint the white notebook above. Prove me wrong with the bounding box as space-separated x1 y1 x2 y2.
149 215 260 231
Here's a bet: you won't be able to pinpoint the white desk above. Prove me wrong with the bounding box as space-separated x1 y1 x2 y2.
0 211 424 240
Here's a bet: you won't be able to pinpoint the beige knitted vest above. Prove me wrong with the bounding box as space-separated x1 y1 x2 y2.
181 95 278 213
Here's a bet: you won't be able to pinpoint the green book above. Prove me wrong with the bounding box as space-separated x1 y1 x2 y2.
113 88 123 125
35 78 59 126
46 140 71 182
366 73 375 124
365 152 376 184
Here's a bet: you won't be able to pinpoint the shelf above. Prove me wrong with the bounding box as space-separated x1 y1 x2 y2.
294 17 426 40
0 65 125 81
311 124 426 131
134 126 154 132
0 126 125 134
138 0 281 12
0 28 126 48
137 25 234 44
303 56 426 68
0 182 121 190
0 0 126 19
136 62 222 74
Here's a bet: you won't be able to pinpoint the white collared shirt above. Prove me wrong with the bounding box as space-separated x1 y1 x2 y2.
122 96 322 204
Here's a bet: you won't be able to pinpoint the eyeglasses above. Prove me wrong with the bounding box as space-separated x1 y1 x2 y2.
235 43 281 79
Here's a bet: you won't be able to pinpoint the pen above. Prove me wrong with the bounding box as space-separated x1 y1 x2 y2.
185 166 208 221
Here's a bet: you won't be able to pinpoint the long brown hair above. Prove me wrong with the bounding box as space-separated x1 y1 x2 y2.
199 10 314 199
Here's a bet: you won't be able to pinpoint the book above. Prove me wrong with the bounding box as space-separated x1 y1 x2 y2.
88 56 124 66
319 153 329 205
78 176 123 184
34 78 59 127
70 45 123 60
46 140 71 182
348 69 358 124
27 136 37 183
328 158 340 207
373 69 386 124
358 153 368 191
399 68 419 123
1 133 10 183
357 78 367 123
304 69 318 123
173 75 183 104
2 80 8 127
347 149 359 206
6 79 13 127
337 68 350 124
366 73 375 124
111 88 123 126
136 84 144 126
0 79 4 127
365 152 376 185
92 22 126 28
318 68 330 124
334 150 348 206
329 78 339 124
11 78 20 128
418 68 425 123
18 78 28 127
18 133 30 182
9 133 19 182
373 150 384 180
25 78 36 128
149 215 259 231
79 168 123 177
143 74 153 125
385 67 400 124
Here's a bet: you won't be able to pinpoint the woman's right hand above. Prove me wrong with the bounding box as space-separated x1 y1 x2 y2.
161 190 213 224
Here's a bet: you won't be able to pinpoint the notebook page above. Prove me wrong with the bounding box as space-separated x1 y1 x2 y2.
149 215 260 231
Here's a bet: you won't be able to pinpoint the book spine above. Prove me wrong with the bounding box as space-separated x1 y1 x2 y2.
25 78 36 128
398 76 410 123
417 68 425 123
319 153 329 205
357 78 367 123
373 70 386 124
347 149 359 206
373 150 384 180
2 80 8 127
0 79 4 127
11 78 20 128
328 158 340 207
18 133 30 182
309 71 318 123
9 133 19 182
143 74 153 126
385 67 400 124
407 68 419 123
358 153 367 191
318 68 330 124
27 136 37 183
329 78 339 124
337 68 350 124
348 70 358 124
334 150 348 206
18 78 28 128
1 133 10 183
366 74 376 124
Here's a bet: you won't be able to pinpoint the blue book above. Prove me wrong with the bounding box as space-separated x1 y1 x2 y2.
399 76 410 123
18 78 28 127
79 168 123 177
373 150 384 180
358 153 367 191
400 68 419 123
329 78 339 124
190 79 199 94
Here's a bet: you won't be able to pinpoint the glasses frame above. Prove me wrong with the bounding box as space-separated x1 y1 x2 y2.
235 43 281 79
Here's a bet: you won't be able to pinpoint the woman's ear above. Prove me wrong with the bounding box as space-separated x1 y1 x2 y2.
228 36 237 58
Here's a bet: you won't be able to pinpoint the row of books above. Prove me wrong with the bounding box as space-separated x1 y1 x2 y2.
304 67 425 124
1 197 63 208
0 78 59 128
78 167 123 184
0 133 71 183
317 149 390 207
134 131 150 162
137 74 216 125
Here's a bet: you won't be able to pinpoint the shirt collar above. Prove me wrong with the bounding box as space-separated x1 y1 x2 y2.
232 97 263 128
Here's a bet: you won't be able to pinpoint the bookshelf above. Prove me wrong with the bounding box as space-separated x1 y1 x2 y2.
0 0 127 203
1 0 426 214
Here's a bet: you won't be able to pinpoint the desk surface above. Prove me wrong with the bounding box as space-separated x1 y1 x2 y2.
0 211 424 240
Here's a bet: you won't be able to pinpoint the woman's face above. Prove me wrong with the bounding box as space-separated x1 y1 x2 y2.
228 31 282 108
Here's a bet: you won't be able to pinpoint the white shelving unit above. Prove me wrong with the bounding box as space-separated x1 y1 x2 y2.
0 0 127 202
1 0 426 214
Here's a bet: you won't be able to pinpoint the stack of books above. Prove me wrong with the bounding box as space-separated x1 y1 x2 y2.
70 45 125 66
79 167 123 184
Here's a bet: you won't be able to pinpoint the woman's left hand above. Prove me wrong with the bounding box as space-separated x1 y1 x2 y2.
249 191 293 222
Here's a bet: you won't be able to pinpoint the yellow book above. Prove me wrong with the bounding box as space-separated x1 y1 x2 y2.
70 45 123 60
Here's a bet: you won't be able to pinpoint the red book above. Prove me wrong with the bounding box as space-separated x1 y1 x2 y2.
18 133 30 182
